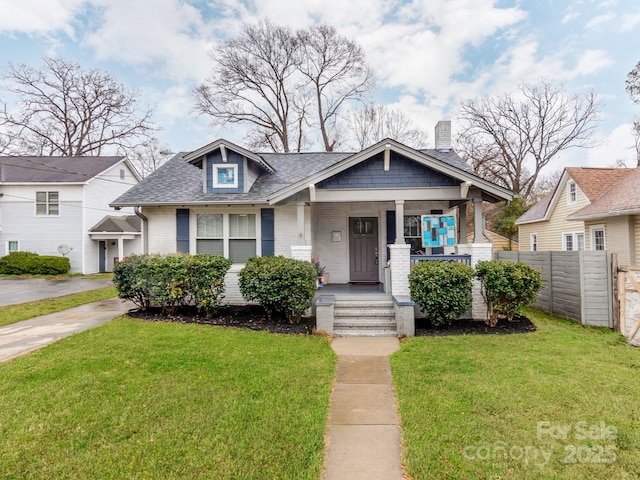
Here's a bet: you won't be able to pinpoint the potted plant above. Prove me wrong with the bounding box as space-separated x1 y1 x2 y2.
311 254 326 288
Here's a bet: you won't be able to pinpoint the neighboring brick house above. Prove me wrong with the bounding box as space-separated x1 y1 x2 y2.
516 167 640 265
0 156 141 273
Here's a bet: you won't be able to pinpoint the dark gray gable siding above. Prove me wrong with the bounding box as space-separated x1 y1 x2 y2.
316 152 459 190
206 150 244 194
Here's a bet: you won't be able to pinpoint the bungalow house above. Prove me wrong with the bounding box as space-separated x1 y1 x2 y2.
111 121 514 335
516 167 640 266
0 156 141 273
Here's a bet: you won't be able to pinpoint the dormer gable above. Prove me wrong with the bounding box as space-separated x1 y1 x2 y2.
183 139 274 194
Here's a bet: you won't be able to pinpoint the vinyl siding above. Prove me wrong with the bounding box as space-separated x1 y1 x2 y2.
519 177 588 251
587 217 633 265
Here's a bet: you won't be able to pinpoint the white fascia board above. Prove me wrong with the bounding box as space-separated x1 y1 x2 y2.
184 139 274 173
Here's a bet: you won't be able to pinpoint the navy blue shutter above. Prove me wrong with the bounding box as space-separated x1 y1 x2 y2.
261 208 275 256
430 209 444 254
176 208 190 253
386 210 396 261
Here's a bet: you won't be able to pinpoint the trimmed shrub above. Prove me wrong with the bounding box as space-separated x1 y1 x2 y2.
113 253 232 315
0 251 70 275
409 260 475 326
475 259 543 326
238 256 316 323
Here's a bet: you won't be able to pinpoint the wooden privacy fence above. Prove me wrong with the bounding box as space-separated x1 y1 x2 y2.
495 251 612 328
618 266 640 346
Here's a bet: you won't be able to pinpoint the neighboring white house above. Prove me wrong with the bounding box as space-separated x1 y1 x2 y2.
111 121 514 311
0 156 141 273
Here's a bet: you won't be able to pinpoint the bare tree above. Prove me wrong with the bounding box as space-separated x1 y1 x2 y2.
194 19 304 153
455 82 599 201
129 137 173 178
0 57 155 156
297 24 373 151
626 62 640 165
349 104 429 149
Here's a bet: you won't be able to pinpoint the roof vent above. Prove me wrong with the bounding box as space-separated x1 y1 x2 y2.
435 120 451 152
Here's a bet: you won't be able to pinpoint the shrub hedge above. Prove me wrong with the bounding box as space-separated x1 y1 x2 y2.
113 254 232 316
238 256 316 323
475 259 543 326
409 260 475 326
0 251 70 275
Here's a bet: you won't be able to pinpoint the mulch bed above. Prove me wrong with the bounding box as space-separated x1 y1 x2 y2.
127 305 536 336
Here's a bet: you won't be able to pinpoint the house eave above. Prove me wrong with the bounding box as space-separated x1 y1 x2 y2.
183 139 274 173
110 199 271 208
267 139 513 205
568 208 640 221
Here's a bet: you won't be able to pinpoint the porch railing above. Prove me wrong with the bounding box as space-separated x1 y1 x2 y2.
410 254 472 269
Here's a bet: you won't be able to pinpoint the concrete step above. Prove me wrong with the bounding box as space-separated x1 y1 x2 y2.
334 318 397 328
333 308 396 318
333 328 399 337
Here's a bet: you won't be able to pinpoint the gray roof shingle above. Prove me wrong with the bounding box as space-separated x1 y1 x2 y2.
0 156 124 183
111 145 478 207
89 215 141 233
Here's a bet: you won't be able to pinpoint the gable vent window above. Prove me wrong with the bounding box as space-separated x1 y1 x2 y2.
35 191 59 216
213 165 238 188
567 181 577 205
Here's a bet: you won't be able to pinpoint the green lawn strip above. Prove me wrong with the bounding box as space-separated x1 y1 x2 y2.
0 287 118 327
392 308 640 479
0 318 336 480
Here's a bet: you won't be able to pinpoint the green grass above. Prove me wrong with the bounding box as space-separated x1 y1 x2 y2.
0 287 118 327
392 308 640 479
0 318 336 479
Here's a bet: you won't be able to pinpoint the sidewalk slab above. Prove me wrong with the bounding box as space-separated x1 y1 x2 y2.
335 355 392 384
328 384 399 425
331 337 400 356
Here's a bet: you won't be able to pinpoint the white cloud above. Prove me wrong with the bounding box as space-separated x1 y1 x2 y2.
83 0 212 81
585 13 616 29
621 12 640 32
583 122 638 168
0 0 84 37
573 49 615 76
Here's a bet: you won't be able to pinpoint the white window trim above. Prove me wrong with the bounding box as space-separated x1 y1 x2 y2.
530 233 538 252
562 230 584 251
567 181 577 205
35 191 60 217
212 164 238 189
590 224 606 251
6 240 19 255
193 210 260 262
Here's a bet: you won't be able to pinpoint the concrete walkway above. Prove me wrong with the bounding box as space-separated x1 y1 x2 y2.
0 276 115 306
0 297 133 362
323 337 404 480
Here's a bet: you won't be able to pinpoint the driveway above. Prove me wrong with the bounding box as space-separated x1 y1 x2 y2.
0 276 115 306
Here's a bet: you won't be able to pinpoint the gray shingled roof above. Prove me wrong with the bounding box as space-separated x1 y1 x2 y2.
89 215 141 233
0 156 124 183
111 146 477 207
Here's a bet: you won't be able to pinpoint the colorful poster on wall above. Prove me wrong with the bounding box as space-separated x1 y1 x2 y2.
422 215 456 247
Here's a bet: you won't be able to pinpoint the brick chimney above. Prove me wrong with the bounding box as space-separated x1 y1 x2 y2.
434 120 451 151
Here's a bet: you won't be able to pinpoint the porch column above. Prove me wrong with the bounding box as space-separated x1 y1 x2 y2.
457 243 493 321
296 201 306 245
458 202 467 243
473 197 483 243
394 200 405 244
389 243 411 297
117 237 124 262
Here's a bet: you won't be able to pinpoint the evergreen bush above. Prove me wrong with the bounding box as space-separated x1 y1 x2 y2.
409 260 475 326
238 256 316 323
0 251 70 275
475 259 543 326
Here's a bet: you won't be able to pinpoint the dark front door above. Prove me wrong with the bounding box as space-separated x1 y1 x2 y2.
99 241 106 273
349 217 379 282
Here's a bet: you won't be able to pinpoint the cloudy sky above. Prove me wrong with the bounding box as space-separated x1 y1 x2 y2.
0 0 638 172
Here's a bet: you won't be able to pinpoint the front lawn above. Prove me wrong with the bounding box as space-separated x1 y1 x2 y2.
0 318 336 479
392 308 640 479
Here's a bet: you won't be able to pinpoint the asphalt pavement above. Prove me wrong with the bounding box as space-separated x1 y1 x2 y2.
0 276 115 306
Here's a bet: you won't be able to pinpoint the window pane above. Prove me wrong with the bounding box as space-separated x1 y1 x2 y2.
576 233 585 251
229 239 256 263
197 214 223 237
48 192 59 203
229 214 255 237
594 230 605 250
196 239 223 255
36 192 46 203
404 215 420 237
36 204 47 215
565 234 573 251
8 241 18 253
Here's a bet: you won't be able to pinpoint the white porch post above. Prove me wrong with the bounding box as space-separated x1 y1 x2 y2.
456 243 493 320
117 237 124 262
394 200 405 244
291 202 312 262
